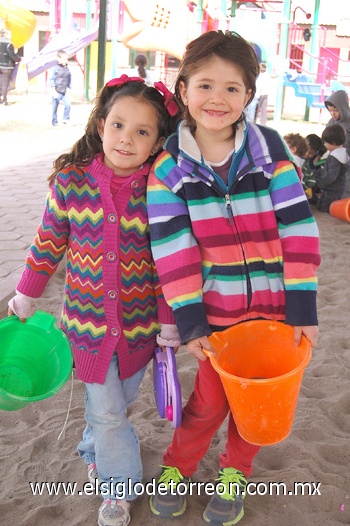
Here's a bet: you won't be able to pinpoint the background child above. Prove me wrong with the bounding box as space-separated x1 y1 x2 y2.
283 132 308 168
49 49 72 126
324 90 350 154
133 54 154 86
302 133 327 202
147 30 320 526
324 89 350 194
8 76 180 526
309 124 349 212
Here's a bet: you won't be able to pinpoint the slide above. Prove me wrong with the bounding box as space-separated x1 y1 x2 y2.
0 1 36 49
0 2 98 83
26 23 99 80
121 0 198 60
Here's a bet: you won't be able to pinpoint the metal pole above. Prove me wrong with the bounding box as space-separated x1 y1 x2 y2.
84 0 92 100
97 0 107 92
274 0 291 121
231 0 237 18
198 0 203 33
111 0 119 78
309 0 321 75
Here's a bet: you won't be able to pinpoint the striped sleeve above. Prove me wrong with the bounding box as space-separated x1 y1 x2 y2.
147 155 211 341
270 160 320 325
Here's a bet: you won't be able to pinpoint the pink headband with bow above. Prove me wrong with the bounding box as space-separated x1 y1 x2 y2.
105 75 178 117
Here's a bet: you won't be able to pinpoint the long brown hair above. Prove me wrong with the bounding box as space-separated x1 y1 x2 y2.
174 30 259 134
48 80 180 183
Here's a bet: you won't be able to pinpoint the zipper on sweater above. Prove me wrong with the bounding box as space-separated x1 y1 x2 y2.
225 194 233 225
225 189 252 309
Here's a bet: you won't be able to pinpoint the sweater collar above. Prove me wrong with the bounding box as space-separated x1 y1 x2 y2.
177 119 247 167
164 119 294 178
91 153 151 180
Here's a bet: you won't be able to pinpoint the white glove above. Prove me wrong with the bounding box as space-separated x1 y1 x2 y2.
8 291 37 319
157 323 181 348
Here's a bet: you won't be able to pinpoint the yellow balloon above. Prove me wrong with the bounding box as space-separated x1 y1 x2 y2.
0 1 37 48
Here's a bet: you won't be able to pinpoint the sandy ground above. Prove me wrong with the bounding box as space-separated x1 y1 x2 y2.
0 94 349 526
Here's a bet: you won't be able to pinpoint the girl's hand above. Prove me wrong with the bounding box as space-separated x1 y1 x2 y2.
157 324 181 352
186 336 215 361
7 305 26 323
7 292 36 323
293 325 319 348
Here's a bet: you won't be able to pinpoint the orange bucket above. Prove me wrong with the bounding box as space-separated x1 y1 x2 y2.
205 320 312 446
329 198 350 222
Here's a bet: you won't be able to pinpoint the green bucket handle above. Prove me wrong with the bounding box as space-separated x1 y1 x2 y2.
24 310 58 332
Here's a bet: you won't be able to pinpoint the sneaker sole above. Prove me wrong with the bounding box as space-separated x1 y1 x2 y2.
202 507 244 526
149 496 186 519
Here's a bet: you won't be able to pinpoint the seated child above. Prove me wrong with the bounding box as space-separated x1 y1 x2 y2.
283 133 308 168
302 134 327 201
309 124 349 212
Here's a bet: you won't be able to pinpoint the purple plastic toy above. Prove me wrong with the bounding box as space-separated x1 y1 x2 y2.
153 346 182 428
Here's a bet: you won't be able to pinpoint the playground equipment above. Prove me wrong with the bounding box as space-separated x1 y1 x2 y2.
283 75 349 121
0 1 36 49
121 0 198 60
26 23 98 80
1 1 349 117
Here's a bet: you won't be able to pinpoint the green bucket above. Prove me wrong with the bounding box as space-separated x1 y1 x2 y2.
0 310 73 411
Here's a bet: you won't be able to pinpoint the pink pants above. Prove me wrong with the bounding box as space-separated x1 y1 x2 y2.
163 358 260 478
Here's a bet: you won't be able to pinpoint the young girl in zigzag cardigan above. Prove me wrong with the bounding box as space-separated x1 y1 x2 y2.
8 76 181 526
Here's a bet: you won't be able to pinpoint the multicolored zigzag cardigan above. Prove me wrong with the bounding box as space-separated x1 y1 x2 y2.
16 155 174 383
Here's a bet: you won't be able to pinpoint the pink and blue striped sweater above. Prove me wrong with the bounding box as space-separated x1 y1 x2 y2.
16 155 174 383
147 121 321 344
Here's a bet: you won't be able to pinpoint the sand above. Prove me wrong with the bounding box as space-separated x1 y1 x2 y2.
1 99 349 525
0 208 349 526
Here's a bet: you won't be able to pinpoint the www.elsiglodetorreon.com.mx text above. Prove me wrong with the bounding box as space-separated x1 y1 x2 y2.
29 479 322 499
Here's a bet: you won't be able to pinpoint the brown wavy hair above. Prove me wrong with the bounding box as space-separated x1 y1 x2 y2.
48 81 180 183
174 30 260 134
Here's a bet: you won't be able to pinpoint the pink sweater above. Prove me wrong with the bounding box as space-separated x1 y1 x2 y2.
17 155 174 383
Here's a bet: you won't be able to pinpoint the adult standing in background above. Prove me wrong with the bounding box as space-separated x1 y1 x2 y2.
245 62 270 125
134 54 154 86
255 62 270 125
0 28 21 105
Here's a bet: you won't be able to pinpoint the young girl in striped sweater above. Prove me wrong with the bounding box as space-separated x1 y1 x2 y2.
147 31 320 525
8 76 180 526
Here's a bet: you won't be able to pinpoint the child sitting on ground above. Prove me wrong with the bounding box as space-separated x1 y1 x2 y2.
302 134 327 202
283 132 308 168
309 124 349 212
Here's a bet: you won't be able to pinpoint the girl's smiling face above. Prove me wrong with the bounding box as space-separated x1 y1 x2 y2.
179 56 252 139
98 95 164 176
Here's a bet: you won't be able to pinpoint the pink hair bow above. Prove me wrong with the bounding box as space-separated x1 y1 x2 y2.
154 81 179 116
106 74 145 87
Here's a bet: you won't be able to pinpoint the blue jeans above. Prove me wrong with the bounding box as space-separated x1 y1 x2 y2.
77 353 146 501
52 93 71 125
